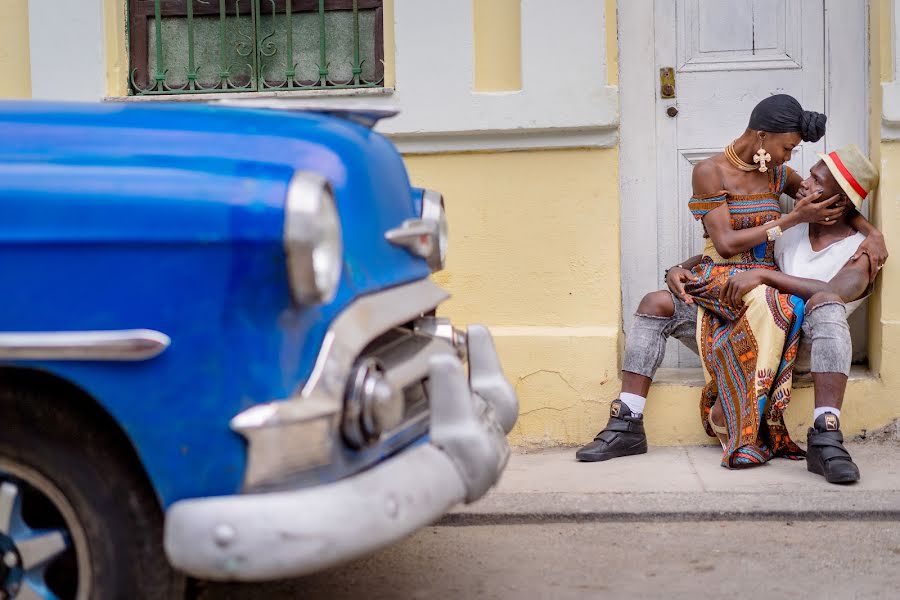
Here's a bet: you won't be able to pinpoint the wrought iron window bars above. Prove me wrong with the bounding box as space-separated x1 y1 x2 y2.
128 0 384 95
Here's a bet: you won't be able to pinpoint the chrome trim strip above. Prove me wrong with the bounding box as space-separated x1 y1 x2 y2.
0 329 170 361
292 278 448 418
237 279 448 429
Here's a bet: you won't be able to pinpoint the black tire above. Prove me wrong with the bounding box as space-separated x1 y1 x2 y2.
0 376 185 600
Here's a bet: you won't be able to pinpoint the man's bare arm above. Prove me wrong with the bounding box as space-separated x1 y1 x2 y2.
847 209 889 281
664 255 702 304
764 256 869 302
718 255 872 309
667 255 702 271
824 254 873 303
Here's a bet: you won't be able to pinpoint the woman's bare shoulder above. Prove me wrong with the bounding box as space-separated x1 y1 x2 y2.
691 155 725 196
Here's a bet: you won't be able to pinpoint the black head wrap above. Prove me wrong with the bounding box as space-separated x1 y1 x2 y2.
747 94 826 143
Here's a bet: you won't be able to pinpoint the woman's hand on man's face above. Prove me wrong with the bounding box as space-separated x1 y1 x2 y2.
719 270 765 308
666 267 697 305
791 190 846 225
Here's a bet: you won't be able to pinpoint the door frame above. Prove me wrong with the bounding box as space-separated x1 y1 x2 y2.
617 0 870 362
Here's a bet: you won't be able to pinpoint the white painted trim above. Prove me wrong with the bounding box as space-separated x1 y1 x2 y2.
883 80 900 139
894 0 900 75
390 126 619 154
116 88 619 152
825 0 869 154
114 87 397 103
28 0 106 101
618 0 661 338
883 0 900 139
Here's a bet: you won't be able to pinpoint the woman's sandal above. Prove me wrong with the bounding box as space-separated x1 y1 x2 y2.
707 414 729 450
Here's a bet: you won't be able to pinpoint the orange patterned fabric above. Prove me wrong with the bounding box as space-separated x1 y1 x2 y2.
684 164 805 468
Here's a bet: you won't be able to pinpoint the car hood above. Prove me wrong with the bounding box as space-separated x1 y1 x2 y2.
0 100 429 296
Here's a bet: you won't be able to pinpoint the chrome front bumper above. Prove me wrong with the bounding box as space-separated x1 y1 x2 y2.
163 325 517 581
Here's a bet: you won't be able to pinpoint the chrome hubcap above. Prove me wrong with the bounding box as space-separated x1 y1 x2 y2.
0 470 84 600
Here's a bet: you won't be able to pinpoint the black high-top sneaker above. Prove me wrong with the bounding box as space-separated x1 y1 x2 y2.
575 399 648 462
806 412 860 484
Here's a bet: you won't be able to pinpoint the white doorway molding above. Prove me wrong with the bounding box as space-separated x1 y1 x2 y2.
618 0 870 351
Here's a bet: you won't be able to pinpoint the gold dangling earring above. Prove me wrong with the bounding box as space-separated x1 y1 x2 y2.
753 141 771 173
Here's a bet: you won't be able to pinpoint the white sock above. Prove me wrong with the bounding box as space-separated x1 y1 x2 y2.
813 406 841 421
619 392 647 416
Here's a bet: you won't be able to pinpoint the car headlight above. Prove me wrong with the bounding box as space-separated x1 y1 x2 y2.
284 172 343 304
421 190 448 271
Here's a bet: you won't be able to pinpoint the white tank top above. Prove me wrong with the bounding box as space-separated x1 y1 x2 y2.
774 222 867 315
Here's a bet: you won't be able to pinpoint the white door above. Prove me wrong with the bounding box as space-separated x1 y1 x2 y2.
619 0 869 369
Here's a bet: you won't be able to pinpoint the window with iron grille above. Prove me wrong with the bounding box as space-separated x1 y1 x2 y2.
128 1 384 95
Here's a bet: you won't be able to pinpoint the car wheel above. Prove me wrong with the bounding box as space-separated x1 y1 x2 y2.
0 385 185 600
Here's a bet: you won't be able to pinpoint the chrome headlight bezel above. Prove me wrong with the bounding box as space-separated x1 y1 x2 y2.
284 172 344 305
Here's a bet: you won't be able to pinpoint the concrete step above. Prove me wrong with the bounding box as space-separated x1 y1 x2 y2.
446 443 900 524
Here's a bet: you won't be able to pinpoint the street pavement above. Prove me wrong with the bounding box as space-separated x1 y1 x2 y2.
198 439 900 599
201 521 900 599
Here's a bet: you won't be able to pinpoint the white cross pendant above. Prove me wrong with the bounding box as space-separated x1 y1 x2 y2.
754 148 771 173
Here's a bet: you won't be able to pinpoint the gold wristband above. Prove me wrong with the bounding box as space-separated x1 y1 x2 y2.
766 225 783 242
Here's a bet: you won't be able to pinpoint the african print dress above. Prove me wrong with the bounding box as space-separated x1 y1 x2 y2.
684 164 806 468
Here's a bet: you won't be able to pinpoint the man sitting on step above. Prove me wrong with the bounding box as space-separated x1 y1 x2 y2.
577 144 884 484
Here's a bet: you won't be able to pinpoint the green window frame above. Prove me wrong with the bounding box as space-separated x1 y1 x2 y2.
128 0 385 95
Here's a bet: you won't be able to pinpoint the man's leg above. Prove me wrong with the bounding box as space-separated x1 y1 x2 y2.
576 290 696 461
803 292 859 484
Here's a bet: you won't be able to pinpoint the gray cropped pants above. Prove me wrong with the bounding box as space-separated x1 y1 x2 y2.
621 292 853 378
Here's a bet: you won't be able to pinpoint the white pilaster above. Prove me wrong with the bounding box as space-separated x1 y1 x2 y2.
883 0 900 139
29 0 106 101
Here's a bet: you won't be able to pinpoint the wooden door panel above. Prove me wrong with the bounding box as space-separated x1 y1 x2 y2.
680 0 802 71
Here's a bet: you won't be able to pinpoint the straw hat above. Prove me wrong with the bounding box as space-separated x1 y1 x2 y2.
818 144 879 209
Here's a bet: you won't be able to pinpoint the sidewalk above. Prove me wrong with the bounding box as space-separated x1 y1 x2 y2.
446 440 900 524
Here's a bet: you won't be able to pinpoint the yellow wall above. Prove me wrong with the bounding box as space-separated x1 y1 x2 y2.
383 0 395 88
0 0 32 98
880 0 893 86
473 0 522 92
871 0 900 422
405 149 622 447
605 0 617 86
104 0 129 97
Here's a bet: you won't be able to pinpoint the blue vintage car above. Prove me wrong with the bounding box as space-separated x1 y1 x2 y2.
0 101 517 599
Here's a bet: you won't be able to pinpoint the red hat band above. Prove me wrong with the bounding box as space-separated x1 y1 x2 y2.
828 151 868 200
